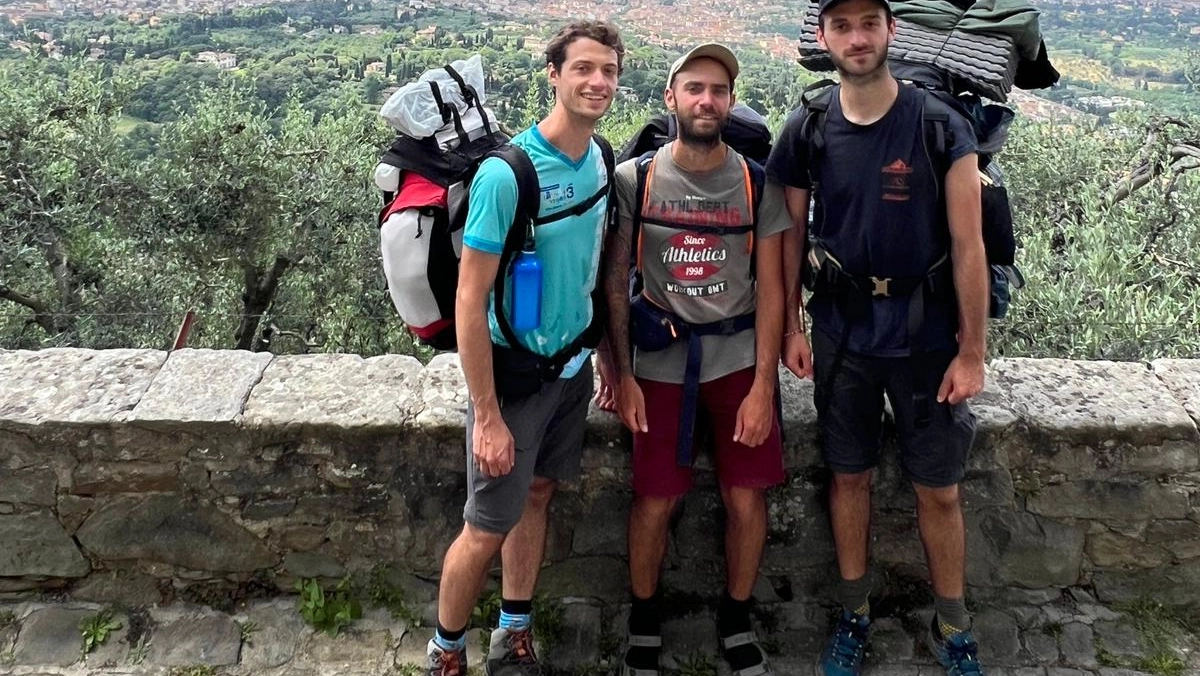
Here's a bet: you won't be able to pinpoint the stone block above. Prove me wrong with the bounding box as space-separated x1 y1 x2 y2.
71 461 178 495
967 511 1084 589
129 348 273 429
570 488 630 556
241 353 423 432
11 606 100 667
147 607 241 666
1093 620 1144 665
283 551 347 579
236 598 309 671
1027 480 1189 521
870 617 915 661
71 569 162 606
993 358 1197 448
0 467 56 506
0 511 89 578
410 353 467 433
1059 621 1097 669
974 608 1022 666
1086 531 1171 568
1152 359 1200 427
76 494 277 572
538 556 628 601
0 349 165 431
545 599 602 670
295 627 394 673
779 368 820 467
962 468 1016 509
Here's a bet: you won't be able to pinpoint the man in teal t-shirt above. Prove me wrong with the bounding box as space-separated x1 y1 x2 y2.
425 20 624 676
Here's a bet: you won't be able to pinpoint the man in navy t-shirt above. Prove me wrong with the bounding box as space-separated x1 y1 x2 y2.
765 0 989 674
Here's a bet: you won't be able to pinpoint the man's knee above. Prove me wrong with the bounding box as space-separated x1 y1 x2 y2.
720 486 765 523
457 521 507 556
631 494 681 523
914 483 961 512
832 470 873 494
525 476 557 511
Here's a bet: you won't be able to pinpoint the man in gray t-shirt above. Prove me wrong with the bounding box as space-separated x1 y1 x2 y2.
600 43 788 676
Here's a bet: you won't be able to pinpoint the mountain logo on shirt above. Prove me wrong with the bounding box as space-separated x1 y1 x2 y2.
882 159 912 202
661 232 728 282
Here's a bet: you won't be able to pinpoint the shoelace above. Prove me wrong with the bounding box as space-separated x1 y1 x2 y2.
829 619 867 666
945 637 983 676
435 650 464 676
504 631 543 672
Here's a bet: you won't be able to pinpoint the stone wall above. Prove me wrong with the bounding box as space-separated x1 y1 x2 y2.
1 348 1199 618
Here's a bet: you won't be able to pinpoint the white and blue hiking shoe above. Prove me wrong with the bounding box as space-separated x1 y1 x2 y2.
926 617 985 676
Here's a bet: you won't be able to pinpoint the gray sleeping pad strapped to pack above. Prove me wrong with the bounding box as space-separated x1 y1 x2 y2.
796 1 1019 102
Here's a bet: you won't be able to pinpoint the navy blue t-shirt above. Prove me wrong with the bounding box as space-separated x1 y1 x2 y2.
767 84 976 357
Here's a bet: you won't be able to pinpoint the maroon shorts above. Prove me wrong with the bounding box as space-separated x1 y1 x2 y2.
632 367 785 498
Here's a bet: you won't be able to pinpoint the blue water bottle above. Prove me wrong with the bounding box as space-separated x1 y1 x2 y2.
510 246 542 331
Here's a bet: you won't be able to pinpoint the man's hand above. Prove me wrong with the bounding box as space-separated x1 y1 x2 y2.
937 353 985 405
594 350 618 413
615 375 648 434
472 408 516 477
734 384 774 447
782 332 814 379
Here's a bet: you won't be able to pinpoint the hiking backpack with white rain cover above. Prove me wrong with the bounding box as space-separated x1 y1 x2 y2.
374 55 614 357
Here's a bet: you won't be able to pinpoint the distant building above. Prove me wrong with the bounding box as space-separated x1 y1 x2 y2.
365 60 386 75
196 50 237 69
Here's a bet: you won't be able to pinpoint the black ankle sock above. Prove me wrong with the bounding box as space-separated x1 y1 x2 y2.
717 591 753 635
625 591 662 670
500 598 533 616
718 592 764 671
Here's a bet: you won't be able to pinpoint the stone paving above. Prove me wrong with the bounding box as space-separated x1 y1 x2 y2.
1 587 1197 676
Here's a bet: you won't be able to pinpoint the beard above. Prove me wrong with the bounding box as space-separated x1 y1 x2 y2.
676 111 726 149
829 45 890 84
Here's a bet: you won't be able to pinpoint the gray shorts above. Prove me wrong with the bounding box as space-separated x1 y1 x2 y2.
463 359 594 534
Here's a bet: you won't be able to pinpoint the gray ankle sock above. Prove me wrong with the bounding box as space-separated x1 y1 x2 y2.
934 596 971 635
836 574 872 616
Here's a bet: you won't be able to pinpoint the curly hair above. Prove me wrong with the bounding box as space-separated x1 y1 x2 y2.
544 20 625 74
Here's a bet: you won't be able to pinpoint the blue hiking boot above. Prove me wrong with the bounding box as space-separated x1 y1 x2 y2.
926 617 985 676
815 609 870 676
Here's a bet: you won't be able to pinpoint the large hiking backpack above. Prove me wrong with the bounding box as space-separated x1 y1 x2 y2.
375 58 616 355
616 103 774 165
797 75 1024 320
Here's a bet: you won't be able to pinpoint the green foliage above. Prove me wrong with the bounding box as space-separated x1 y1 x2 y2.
79 609 121 655
296 576 363 636
1101 598 1193 676
992 113 1200 360
362 565 422 627
237 620 259 644
676 651 718 676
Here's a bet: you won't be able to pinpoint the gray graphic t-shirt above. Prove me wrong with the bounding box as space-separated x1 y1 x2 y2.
615 142 791 384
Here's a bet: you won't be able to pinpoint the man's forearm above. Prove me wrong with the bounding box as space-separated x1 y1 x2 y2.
457 298 500 413
952 243 988 359
603 227 635 378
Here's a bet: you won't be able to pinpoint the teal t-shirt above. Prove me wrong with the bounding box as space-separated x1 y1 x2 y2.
462 126 609 378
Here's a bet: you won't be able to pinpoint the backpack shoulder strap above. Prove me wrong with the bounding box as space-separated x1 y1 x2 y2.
798 80 838 191
486 143 541 354
632 150 657 273
744 156 766 226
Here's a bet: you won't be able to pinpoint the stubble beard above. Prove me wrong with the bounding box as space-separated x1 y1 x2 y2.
676 113 724 151
831 45 890 86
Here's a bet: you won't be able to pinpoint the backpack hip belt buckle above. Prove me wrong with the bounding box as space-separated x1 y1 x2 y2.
870 277 892 298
